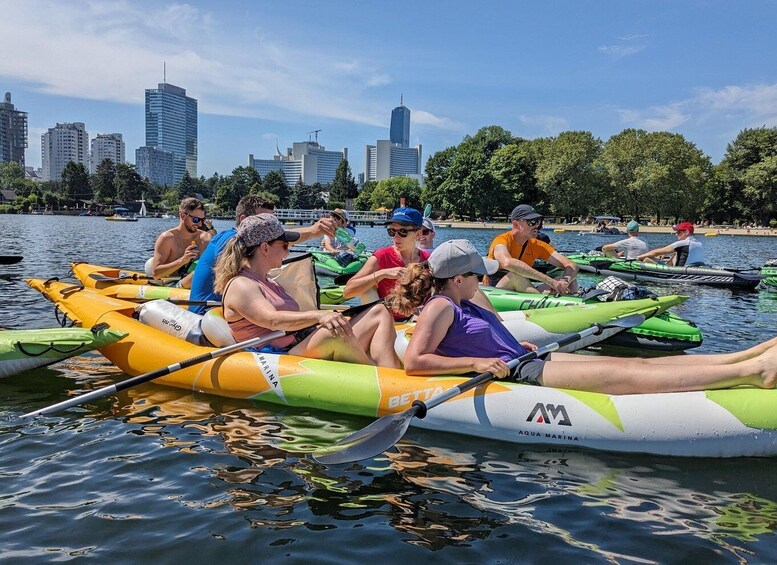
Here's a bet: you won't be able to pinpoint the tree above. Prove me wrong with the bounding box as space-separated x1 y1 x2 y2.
60 161 91 206
370 177 422 210
535 131 605 221
0 162 26 192
354 180 377 210
422 146 456 213
261 170 291 205
489 140 544 214
329 160 358 203
115 163 148 203
90 158 117 203
289 178 325 209
177 170 197 199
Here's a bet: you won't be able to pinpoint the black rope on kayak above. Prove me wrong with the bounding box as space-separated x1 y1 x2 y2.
43 277 59 287
54 306 76 328
15 340 88 357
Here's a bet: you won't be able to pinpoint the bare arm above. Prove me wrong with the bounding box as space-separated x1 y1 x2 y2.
293 217 336 244
321 235 338 253
225 277 353 336
343 255 404 299
493 244 555 285
636 244 675 262
601 242 621 258
404 299 510 378
152 233 197 278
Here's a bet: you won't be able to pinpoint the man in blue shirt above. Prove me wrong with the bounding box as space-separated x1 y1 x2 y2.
189 195 335 313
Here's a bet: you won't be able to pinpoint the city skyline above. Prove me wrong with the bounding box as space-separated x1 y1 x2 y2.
2 1 777 179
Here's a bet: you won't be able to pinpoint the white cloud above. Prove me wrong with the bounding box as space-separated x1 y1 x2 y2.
599 34 649 59
617 82 777 133
0 1 394 127
517 114 569 135
617 105 689 130
411 110 463 130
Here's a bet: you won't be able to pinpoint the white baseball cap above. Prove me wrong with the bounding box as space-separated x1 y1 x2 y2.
428 239 499 278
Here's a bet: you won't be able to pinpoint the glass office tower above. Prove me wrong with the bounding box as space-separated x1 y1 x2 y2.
145 83 197 184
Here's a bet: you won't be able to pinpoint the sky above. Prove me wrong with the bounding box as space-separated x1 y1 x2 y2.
2 0 777 179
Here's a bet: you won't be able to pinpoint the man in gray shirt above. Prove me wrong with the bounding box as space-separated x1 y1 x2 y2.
602 220 648 259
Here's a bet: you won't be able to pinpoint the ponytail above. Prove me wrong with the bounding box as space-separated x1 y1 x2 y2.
214 237 246 295
385 261 450 317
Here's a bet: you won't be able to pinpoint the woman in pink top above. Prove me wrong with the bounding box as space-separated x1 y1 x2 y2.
343 207 431 320
214 214 400 368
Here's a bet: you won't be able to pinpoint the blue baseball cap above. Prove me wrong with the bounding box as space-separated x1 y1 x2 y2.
386 207 423 227
626 220 640 232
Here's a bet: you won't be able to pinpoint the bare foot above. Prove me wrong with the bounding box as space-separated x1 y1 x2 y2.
756 346 777 389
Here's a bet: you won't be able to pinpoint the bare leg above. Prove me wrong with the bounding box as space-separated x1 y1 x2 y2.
349 305 401 368
496 273 541 294
552 336 777 366
290 328 372 365
540 347 777 394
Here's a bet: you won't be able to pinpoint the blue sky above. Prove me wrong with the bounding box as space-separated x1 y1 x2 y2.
2 0 777 178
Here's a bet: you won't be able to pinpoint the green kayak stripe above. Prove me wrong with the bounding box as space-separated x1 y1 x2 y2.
562 389 624 431
706 389 777 430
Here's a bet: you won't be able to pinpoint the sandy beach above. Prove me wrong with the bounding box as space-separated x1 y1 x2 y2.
446 221 777 237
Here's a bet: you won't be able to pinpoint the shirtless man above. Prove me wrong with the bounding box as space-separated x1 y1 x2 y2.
486 204 579 295
151 197 215 287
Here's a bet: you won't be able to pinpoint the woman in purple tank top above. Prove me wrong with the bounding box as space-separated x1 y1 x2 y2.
214 214 400 368
388 239 777 393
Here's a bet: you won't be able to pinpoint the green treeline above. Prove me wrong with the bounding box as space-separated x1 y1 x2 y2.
420 125 777 226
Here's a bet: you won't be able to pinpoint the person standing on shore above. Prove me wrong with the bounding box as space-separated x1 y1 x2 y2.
188 195 335 314
486 204 578 294
637 221 705 266
150 197 215 288
602 220 648 259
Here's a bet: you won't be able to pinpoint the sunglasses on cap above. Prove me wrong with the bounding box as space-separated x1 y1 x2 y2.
525 217 543 227
184 213 206 224
387 227 418 238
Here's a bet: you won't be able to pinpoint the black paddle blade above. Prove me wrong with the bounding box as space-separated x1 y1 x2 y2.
312 405 420 465
0 255 22 265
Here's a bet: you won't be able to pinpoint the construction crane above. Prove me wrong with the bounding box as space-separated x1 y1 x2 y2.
307 129 322 143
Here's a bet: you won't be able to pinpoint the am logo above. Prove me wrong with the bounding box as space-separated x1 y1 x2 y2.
526 403 572 426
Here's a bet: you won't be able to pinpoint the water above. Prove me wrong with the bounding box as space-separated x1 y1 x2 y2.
1 215 776 562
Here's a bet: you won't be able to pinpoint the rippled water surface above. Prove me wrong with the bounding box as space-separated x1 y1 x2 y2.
1 215 776 563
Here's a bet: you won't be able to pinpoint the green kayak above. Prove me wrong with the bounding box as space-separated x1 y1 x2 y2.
0 324 126 378
310 250 368 277
312 284 701 351
761 260 777 292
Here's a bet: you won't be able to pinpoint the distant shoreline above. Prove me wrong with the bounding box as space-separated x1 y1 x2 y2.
446 221 777 237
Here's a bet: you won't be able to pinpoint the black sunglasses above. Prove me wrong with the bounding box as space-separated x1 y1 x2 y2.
184 213 206 224
387 227 418 238
460 271 480 278
525 217 543 227
420 228 433 235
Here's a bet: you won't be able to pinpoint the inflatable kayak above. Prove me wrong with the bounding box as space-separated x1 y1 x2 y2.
0 324 126 378
25 278 777 458
481 286 702 351
292 283 701 352
761 260 777 292
310 250 368 277
568 253 763 289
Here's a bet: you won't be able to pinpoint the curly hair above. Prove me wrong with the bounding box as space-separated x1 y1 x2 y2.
384 262 451 317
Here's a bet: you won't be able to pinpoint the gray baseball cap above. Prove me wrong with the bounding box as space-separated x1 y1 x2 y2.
428 239 499 278
510 204 543 221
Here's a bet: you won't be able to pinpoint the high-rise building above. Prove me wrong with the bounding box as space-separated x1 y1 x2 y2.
90 133 125 173
41 122 89 182
0 92 28 168
389 96 410 148
145 82 197 184
249 141 347 187
365 100 422 182
135 146 174 186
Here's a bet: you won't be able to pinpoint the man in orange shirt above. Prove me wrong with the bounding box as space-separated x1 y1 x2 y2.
486 204 579 294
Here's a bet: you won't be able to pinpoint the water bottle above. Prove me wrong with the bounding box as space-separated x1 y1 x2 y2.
335 227 366 255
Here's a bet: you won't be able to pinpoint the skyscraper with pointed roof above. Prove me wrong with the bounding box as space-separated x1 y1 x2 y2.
389 95 410 148
144 81 197 184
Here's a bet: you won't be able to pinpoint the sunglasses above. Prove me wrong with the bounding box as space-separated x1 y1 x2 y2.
420 228 433 236
387 227 418 238
525 218 543 227
184 213 206 224
460 271 480 278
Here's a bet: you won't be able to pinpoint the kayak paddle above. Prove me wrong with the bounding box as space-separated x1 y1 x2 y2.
0 255 23 265
312 313 647 465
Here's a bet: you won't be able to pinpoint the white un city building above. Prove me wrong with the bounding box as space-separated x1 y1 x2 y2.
90 133 125 173
41 122 89 182
249 141 346 187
